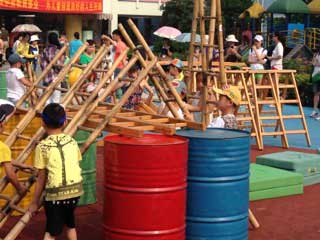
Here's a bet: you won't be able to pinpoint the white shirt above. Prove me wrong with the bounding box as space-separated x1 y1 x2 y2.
208 116 225 128
249 48 267 70
0 99 14 107
271 42 284 70
6 67 26 101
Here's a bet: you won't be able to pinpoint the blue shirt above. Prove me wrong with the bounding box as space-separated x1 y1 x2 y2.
69 39 83 58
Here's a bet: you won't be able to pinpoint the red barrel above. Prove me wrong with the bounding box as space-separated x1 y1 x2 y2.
104 134 188 240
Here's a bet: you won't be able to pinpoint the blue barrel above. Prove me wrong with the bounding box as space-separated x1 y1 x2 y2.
177 129 250 240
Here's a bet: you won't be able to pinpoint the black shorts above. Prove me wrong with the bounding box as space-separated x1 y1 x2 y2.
313 82 320 93
44 197 79 237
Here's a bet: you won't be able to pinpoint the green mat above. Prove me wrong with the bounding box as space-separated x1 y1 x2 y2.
304 174 320 186
256 151 320 177
250 164 304 201
250 184 303 201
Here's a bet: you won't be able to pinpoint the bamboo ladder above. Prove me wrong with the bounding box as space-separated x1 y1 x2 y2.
0 40 205 240
250 70 311 149
188 0 260 228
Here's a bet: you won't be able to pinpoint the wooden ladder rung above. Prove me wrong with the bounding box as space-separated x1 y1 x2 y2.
255 85 273 89
262 132 285 136
282 115 303 119
262 123 277 127
286 130 307 134
1 132 32 141
9 204 27 215
280 100 299 104
257 100 277 104
278 84 295 89
260 116 280 120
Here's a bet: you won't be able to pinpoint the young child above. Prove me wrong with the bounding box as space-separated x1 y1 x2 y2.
207 85 241 129
6 54 32 105
0 100 29 196
29 103 83 240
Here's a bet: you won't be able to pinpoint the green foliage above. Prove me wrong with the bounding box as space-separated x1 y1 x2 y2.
160 0 195 32
284 58 313 106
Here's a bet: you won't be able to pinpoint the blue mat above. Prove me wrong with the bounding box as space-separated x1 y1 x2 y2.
249 105 320 150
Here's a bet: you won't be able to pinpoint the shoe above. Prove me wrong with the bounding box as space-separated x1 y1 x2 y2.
310 111 319 118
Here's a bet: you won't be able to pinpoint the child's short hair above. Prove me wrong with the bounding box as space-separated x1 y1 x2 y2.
42 103 66 129
128 66 138 75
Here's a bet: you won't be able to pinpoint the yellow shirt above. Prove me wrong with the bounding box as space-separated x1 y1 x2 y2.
16 42 35 59
0 141 11 175
34 134 83 201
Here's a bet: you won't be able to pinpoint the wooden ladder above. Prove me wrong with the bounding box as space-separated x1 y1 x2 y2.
273 70 311 147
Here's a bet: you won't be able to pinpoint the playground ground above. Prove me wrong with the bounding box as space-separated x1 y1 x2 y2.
0 144 316 240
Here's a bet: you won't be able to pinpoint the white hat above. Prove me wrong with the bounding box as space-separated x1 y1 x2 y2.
225 34 239 43
30 35 40 42
254 35 263 42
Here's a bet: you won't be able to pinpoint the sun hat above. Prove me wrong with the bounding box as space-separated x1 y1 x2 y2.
225 34 239 43
212 85 241 106
171 58 184 69
254 35 264 42
8 54 26 65
30 35 40 42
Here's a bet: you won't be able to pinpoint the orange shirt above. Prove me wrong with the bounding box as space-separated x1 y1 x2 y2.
114 40 127 69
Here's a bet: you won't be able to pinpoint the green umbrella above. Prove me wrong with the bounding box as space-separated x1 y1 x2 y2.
268 0 310 14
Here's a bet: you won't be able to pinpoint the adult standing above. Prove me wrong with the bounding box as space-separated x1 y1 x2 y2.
69 32 83 59
267 32 284 70
106 30 127 77
224 34 242 63
12 33 23 54
248 35 267 84
101 34 114 70
40 32 65 104
16 33 34 60
29 35 40 72
160 38 174 59
310 49 320 119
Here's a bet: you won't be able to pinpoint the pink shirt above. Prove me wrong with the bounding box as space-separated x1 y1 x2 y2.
114 40 127 69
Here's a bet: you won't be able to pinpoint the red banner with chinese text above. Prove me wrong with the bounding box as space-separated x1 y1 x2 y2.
0 0 103 14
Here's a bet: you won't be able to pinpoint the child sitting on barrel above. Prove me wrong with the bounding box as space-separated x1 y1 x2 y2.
29 103 83 240
207 85 240 129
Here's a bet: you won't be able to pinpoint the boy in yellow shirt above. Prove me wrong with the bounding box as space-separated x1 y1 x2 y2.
29 103 83 240
0 101 28 195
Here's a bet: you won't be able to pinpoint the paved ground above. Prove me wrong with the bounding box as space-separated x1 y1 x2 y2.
0 145 318 240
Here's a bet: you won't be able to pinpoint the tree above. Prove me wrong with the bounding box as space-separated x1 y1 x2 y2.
161 0 252 33
160 0 195 32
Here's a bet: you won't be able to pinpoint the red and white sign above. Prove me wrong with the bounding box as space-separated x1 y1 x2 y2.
0 0 103 14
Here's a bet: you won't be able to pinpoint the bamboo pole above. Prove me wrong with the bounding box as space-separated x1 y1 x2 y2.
187 0 199 93
64 49 130 136
79 58 158 153
126 19 192 120
199 0 209 129
61 45 108 105
4 43 88 147
15 45 68 108
208 0 217 62
216 0 226 85
118 23 181 120
249 209 260 229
